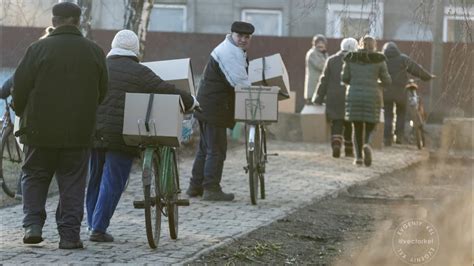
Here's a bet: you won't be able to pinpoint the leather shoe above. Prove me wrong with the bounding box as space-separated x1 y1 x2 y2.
23 225 43 244
59 239 84 249
202 189 234 201
186 186 203 197
89 231 114 242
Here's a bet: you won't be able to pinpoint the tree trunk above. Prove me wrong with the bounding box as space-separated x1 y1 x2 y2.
124 0 155 59
77 0 93 39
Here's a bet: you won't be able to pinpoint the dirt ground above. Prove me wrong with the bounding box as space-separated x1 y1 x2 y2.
192 156 473 265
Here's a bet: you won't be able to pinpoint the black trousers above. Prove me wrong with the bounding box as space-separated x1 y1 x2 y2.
331 119 353 144
352 122 376 158
384 100 406 141
22 145 90 242
190 121 227 191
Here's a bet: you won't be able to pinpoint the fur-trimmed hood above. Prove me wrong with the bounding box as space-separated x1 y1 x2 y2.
343 50 386 64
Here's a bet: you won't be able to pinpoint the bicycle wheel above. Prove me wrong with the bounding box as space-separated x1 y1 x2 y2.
142 148 161 249
167 148 179 239
1 126 23 198
247 125 259 205
259 125 266 200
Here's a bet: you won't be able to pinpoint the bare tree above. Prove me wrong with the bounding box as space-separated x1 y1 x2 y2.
123 0 155 58
77 0 93 39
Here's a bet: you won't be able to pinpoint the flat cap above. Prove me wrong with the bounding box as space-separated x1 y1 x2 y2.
52 2 81 17
231 21 255 35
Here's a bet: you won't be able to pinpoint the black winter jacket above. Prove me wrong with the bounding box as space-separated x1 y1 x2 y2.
13 25 108 148
313 50 349 120
194 56 238 129
383 42 432 103
93 55 194 155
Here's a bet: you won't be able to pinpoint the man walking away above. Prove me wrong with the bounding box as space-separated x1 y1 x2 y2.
382 42 434 145
13 2 108 249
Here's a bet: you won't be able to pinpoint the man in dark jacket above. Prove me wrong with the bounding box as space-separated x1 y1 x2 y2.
382 42 434 145
187 21 254 201
86 29 196 242
313 37 358 158
13 2 108 249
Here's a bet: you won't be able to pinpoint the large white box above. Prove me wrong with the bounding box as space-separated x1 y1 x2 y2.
248 53 290 100
234 86 279 122
141 58 195 95
123 93 184 147
279 91 296 113
300 105 329 143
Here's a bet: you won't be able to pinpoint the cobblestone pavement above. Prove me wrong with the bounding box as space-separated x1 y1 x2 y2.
0 142 427 265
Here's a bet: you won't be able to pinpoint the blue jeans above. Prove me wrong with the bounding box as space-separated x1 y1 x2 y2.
86 149 133 233
190 121 227 191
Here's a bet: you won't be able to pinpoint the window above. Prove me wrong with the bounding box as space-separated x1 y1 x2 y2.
241 9 282 36
443 6 473 42
148 4 186 32
326 3 384 39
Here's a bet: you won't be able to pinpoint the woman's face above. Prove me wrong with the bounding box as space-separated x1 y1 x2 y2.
231 32 252 50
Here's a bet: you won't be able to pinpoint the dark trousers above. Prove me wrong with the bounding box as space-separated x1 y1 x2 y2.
190 121 227 191
353 122 376 158
384 100 406 141
22 145 90 242
86 149 133 233
331 119 353 144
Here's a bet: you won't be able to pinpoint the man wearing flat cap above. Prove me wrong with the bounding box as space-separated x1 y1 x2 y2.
13 2 108 249
187 21 254 201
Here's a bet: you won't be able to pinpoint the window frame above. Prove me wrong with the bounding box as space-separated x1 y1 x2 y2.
150 3 187 32
326 3 384 39
443 6 473 42
241 8 283 36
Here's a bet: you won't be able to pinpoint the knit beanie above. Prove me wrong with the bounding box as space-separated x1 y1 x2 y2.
111 30 140 56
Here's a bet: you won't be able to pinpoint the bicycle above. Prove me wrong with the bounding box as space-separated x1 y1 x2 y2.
406 79 426 149
237 86 279 205
130 94 197 249
0 99 23 199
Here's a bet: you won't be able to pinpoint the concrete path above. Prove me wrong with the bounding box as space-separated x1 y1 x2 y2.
0 142 427 264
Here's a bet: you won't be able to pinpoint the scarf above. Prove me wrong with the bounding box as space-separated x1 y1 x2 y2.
211 34 251 87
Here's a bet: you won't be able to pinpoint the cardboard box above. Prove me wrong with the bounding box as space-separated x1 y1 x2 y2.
278 91 296 113
300 105 329 142
13 116 23 151
141 58 195 95
234 86 279 122
123 93 184 147
248 54 290 99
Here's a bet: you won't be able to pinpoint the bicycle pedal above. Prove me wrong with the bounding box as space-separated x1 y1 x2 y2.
176 199 190 206
266 153 279 157
133 200 145 209
243 166 249 173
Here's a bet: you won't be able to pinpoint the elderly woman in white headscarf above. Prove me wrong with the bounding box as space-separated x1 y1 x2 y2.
86 29 197 243
313 37 358 158
304 34 328 103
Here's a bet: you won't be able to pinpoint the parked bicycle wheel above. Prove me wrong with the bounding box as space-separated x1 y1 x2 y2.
142 148 161 249
247 125 260 205
259 126 266 200
1 126 23 198
158 147 179 239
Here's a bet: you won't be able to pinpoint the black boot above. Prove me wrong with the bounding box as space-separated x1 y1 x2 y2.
202 189 234 201
331 135 343 158
363 144 372 167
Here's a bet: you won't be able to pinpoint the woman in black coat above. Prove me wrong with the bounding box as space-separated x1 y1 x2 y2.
86 30 197 242
313 37 358 158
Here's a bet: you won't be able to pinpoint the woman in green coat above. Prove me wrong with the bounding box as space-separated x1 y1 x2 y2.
342 36 391 166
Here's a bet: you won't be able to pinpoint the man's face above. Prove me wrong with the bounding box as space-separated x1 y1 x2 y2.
315 41 326 52
231 32 252 49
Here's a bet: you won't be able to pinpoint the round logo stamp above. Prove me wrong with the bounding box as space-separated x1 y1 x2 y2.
392 219 439 264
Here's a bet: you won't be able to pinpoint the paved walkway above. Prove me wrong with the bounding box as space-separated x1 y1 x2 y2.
0 142 427 264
